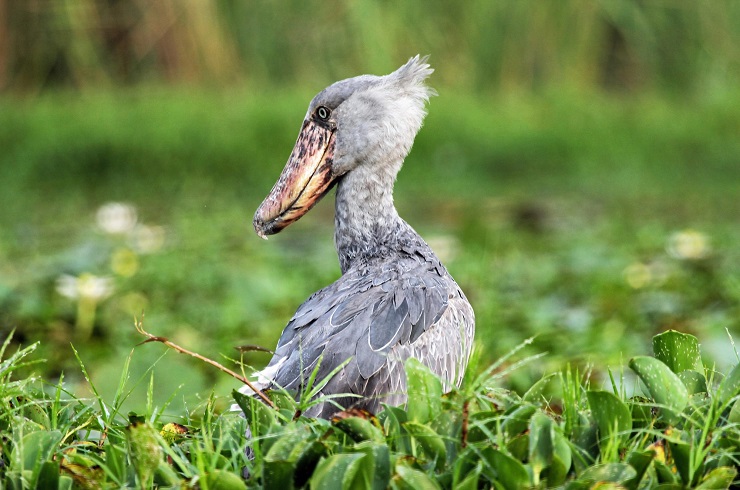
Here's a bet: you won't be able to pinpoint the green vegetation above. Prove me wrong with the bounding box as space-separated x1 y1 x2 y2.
0 86 738 486
2 1 740 485
2 330 738 488
3 1 740 93
1 89 738 403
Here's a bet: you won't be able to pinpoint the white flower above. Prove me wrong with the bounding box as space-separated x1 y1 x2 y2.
96 202 138 235
667 229 711 260
56 273 114 301
132 225 166 254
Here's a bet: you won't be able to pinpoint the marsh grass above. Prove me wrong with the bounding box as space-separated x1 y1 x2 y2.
1 330 738 488
3 1 740 93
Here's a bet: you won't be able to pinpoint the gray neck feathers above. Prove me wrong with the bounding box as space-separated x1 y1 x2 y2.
334 159 410 273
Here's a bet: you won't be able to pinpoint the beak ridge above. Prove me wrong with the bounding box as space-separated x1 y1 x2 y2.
253 120 337 237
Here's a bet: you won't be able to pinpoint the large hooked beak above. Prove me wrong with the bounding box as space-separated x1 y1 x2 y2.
253 119 337 238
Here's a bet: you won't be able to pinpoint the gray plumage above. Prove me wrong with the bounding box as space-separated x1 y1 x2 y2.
242 56 475 418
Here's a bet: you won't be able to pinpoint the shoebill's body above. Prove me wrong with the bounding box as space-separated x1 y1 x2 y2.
242 56 475 417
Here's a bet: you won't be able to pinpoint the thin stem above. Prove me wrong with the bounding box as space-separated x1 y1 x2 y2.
133 317 276 410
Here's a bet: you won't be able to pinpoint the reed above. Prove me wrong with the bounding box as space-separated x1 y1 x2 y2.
1 0 739 93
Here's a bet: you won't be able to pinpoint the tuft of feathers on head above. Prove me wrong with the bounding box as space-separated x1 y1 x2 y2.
384 55 437 103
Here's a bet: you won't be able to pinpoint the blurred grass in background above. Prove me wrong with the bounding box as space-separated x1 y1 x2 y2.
0 0 739 413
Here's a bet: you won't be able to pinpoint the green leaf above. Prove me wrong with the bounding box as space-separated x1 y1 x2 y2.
405 358 443 424
430 409 462 465
668 440 692 486
579 463 637 484
624 449 656 490
482 448 530 490
501 405 536 437
10 429 62 484
310 453 365 490
353 442 391 490
454 463 481 490
678 370 707 395
203 469 247 489
35 461 60 490
654 459 679 484
717 362 740 408
628 356 689 424
522 373 557 403
695 466 738 489
652 330 702 374
59 475 74 490
333 415 384 443
380 405 412 454
528 410 553 482
587 391 632 447
264 427 319 488
571 413 599 469
392 464 442 490
294 440 330 488
403 421 447 470
153 460 180 487
126 421 163 488
551 428 572 478
232 389 279 432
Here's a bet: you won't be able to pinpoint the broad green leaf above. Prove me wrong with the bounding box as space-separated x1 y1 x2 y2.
547 425 573 485
153 460 180 487
405 358 443 423
353 441 391 490
630 397 653 429
572 413 599 470
545 453 568 487
263 461 295 490
628 356 689 424
467 410 501 443
310 453 365 490
654 459 679 484
35 461 59 489
431 410 462 465
392 464 441 490
232 389 278 431
294 440 329 488
501 405 536 437
380 405 411 454
10 429 62 484
265 427 325 488
203 469 248 489
483 448 530 490
333 415 384 443
264 427 313 462
522 373 557 403
579 463 637 484
505 433 528 461
528 410 553 482
652 330 702 374
587 391 632 447
403 421 447 470
59 475 73 490
669 439 694 486
678 370 707 395
717 362 740 408
624 450 655 490
126 421 163 488
695 466 738 490
454 463 481 490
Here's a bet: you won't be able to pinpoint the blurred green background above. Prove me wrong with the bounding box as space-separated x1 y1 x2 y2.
1 0 739 413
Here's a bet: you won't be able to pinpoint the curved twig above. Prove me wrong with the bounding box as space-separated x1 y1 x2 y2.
134 316 276 410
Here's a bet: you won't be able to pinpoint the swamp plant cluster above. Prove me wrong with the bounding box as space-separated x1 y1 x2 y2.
1 330 738 488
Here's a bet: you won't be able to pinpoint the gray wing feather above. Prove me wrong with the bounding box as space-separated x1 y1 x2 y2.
254 252 473 417
263 256 448 389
